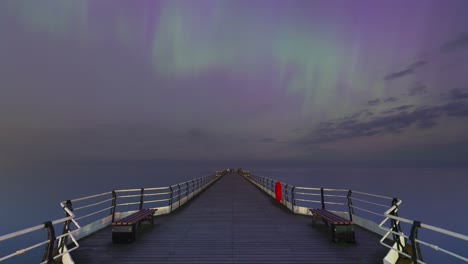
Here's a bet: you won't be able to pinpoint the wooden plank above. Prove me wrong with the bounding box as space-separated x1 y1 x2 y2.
310 209 352 224
72 173 388 263
114 209 157 225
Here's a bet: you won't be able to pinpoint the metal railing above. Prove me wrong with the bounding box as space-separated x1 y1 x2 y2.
242 170 468 263
0 169 228 263
379 203 468 263
0 206 80 263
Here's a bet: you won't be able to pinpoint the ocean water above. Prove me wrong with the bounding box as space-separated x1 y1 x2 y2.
0 164 466 263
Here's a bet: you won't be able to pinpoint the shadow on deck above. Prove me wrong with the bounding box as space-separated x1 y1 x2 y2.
71 173 388 263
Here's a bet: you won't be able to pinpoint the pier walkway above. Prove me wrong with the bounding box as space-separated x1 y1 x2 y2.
71 173 388 263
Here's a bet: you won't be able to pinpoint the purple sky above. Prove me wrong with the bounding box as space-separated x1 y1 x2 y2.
1 0 468 167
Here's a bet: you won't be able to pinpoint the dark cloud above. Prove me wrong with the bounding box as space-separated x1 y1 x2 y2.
383 60 428 81
367 98 381 106
367 97 398 107
259 137 277 143
443 102 468 116
384 68 414 81
382 105 414 115
409 84 427 96
440 32 468 53
449 88 468 100
407 60 428 69
383 97 398 103
298 101 468 145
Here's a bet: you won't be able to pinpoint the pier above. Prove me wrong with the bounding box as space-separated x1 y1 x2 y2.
71 172 387 263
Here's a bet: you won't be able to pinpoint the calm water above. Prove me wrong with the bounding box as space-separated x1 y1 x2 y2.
0 163 467 263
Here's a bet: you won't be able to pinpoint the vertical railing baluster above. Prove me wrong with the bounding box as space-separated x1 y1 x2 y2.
41 221 56 264
390 198 405 253
58 200 73 252
410 221 423 263
139 188 144 210
347 190 353 221
284 184 289 204
320 188 325 209
291 186 296 212
169 186 174 212
111 190 117 222
177 184 181 207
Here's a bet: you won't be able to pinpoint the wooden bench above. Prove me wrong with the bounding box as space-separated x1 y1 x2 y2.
112 208 157 243
309 208 355 243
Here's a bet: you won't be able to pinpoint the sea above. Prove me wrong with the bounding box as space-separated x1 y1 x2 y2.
0 162 467 263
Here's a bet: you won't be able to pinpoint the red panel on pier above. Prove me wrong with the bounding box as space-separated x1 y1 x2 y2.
275 182 282 202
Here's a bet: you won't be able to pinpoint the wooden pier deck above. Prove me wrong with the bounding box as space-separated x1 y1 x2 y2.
71 173 388 263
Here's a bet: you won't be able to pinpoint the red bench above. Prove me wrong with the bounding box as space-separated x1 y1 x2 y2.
112 208 157 243
309 208 355 243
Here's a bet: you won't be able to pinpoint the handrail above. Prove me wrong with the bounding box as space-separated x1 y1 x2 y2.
241 170 468 264
0 169 228 263
0 216 80 263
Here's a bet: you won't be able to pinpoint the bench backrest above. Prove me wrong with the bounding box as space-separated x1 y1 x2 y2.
310 209 352 225
114 209 157 225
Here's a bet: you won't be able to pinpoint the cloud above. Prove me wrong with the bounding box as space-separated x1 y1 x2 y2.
259 137 277 143
409 84 427 96
440 32 468 53
366 97 398 107
449 88 468 100
407 60 428 69
367 98 381 106
383 97 398 103
384 68 414 81
298 101 468 145
382 105 414 115
384 60 428 81
443 101 468 116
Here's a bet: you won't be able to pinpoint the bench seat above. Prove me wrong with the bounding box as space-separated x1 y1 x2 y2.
112 208 157 243
309 208 355 243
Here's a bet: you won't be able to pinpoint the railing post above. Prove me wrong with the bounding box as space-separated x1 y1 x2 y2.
186 182 189 201
409 220 423 263
191 180 195 199
390 198 405 252
58 200 73 252
111 190 117 222
42 221 56 264
284 184 289 203
320 188 325 209
177 184 181 207
291 186 296 212
169 186 174 212
139 188 144 210
347 190 353 221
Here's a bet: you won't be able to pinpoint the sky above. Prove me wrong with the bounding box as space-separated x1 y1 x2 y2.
1 0 468 168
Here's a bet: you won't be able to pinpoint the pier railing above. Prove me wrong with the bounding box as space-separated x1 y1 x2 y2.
0 170 227 264
241 170 468 264
0 206 80 263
